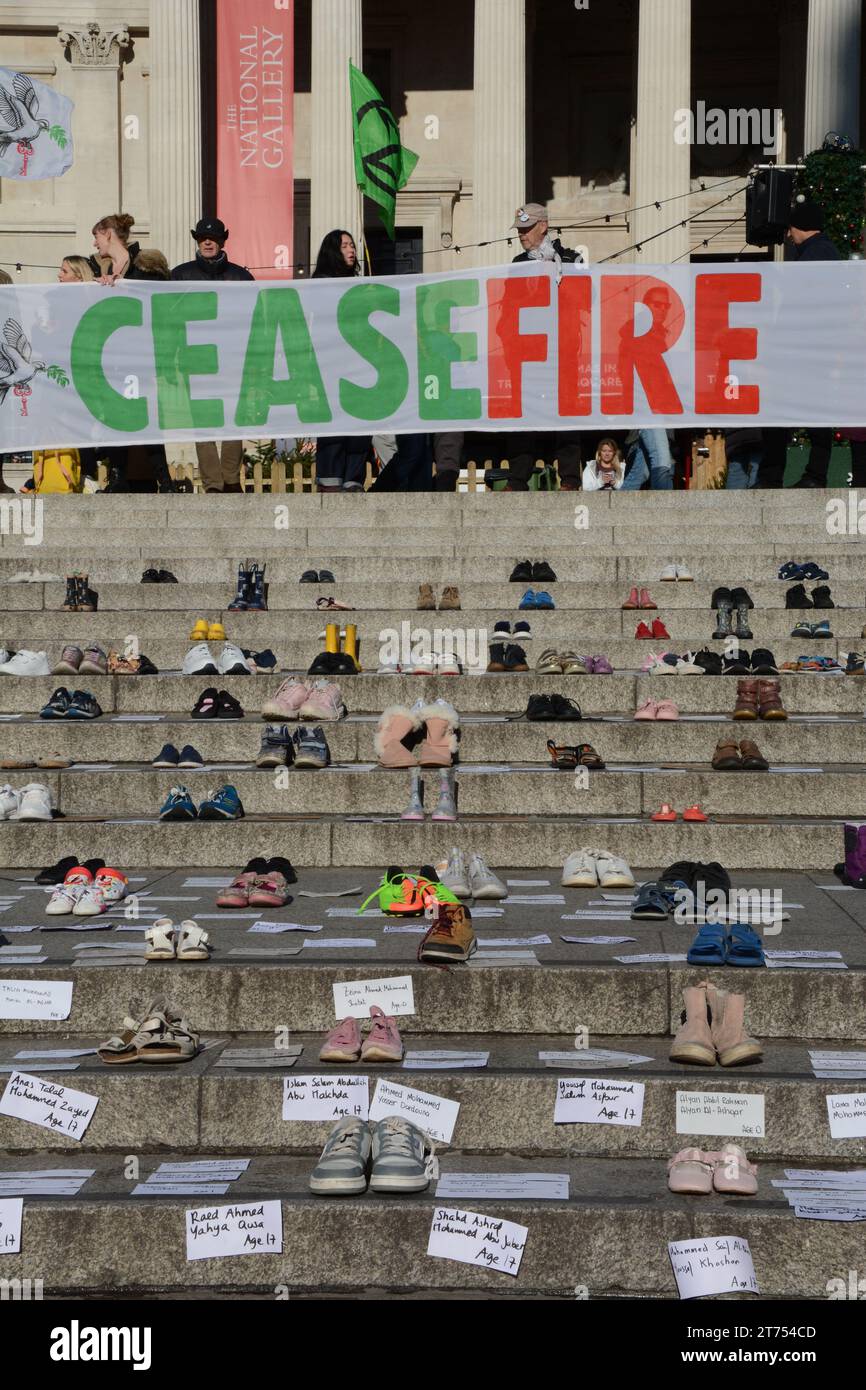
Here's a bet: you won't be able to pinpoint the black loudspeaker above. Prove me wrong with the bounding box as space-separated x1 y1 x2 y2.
746 168 794 246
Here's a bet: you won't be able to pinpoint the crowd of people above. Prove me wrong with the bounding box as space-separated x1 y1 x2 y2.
0 196 856 495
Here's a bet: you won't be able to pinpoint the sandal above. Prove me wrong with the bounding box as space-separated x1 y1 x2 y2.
630 882 671 920
135 1003 201 1063
687 923 727 965
176 921 211 961
683 804 708 822
651 803 677 822
97 1012 150 1065
576 742 605 769
145 918 176 960
547 739 578 770
316 596 355 611
667 1147 714 1195
725 923 765 967
711 1144 758 1195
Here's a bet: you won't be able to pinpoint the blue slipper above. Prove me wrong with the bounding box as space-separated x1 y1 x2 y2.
725 923 765 966
519 589 537 610
686 924 727 965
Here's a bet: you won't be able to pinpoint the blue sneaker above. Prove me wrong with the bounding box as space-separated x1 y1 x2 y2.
518 589 537 610
40 687 70 719
811 620 833 639
199 784 244 820
159 785 197 820
534 591 556 609
177 745 204 769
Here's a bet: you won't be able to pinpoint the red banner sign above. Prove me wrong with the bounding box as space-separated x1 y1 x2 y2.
216 0 294 279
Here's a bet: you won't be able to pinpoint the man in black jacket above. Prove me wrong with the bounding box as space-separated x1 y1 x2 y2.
171 218 254 491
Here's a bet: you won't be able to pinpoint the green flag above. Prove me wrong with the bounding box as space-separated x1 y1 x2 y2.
350 62 419 239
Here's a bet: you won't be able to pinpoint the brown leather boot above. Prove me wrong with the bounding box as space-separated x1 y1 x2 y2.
416 583 435 611
669 982 716 1066
732 678 759 720
757 678 787 720
439 586 461 611
706 982 763 1066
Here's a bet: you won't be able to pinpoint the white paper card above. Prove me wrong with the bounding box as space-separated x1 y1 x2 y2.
332 975 415 1019
827 1093 866 1138
613 953 688 964
476 935 551 947
427 1207 527 1277
539 1049 652 1068
369 1079 459 1143
158 1159 251 1172
303 938 376 949
185 1200 282 1261
0 1197 23 1254
767 959 847 970
435 1173 568 1200
247 921 322 934
676 1090 765 1138
0 1071 98 1139
403 1051 489 1070
282 1075 369 1122
561 936 637 945
133 1183 230 1196
554 1077 644 1127
669 1236 759 1299
794 1205 866 1221
0 979 73 1020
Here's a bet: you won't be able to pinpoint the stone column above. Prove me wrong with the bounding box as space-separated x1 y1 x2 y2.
310 0 363 263
631 0 692 264
473 0 526 266
148 0 202 269
57 23 130 253
805 0 862 152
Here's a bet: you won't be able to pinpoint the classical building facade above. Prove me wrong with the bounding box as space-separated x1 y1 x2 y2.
0 0 863 284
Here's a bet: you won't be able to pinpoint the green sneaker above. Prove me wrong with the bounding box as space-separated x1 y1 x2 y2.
358 866 424 916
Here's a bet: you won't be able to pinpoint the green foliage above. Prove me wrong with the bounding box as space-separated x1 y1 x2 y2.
48 125 68 149
796 149 866 258
46 364 69 387
242 438 315 481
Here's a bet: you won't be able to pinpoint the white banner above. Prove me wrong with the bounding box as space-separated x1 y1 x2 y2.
0 68 73 180
1 262 864 451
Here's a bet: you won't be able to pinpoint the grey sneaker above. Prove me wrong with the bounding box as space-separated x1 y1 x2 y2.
52 645 83 675
79 645 108 675
468 853 507 900
256 724 290 768
437 846 470 897
369 1116 433 1193
309 1116 371 1196
293 725 330 769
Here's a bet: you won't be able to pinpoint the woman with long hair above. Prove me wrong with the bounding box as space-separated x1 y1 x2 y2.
58 255 96 283
311 229 371 491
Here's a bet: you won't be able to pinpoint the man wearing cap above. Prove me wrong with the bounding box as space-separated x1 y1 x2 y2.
171 219 254 492
760 200 841 488
512 202 583 270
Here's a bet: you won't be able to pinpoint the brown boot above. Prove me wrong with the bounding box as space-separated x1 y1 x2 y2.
439 586 461 611
706 982 763 1066
669 982 716 1066
732 679 759 720
416 583 436 611
757 678 787 721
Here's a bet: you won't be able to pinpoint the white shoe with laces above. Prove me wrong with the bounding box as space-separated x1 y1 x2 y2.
436 847 471 898
12 782 53 820
467 853 507 899
0 650 51 676
0 784 19 820
593 851 635 888
562 849 599 887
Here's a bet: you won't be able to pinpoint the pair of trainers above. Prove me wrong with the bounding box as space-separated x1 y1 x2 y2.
310 1115 433 1196
217 856 296 908
510 560 556 583
153 743 203 769
261 678 346 722
562 848 634 888
40 687 102 720
159 784 244 820
436 848 507 899
358 865 460 917
320 1006 403 1063
791 619 833 639
257 723 330 769
0 782 54 822
52 645 107 677
46 865 128 916
183 643 249 677
519 589 555 610
659 563 694 582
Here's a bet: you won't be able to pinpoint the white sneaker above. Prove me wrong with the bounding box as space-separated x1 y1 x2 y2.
0 648 10 666
182 643 218 676
218 643 250 676
0 784 19 820
467 853 507 899
436 653 461 676
593 852 635 888
73 885 108 915
676 564 694 581
377 662 404 675
562 849 599 887
659 564 678 582
45 882 86 915
12 782 53 820
0 650 51 676
436 847 471 898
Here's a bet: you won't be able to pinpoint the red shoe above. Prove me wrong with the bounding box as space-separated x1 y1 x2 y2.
651 619 671 639
651 803 678 822
683 804 708 822
635 621 654 639
622 587 640 610
639 588 657 610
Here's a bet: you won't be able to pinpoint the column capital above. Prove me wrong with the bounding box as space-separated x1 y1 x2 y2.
58 22 131 69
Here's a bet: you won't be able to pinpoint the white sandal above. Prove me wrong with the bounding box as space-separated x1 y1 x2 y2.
176 920 210 961
145 918 176 960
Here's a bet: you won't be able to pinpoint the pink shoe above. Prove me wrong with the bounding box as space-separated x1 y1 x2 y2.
590 655 613 674
622 586 640 610
262 678 310 720
359 1005 403 1063
248 872 291 907
634 699 658 720
216 871 257 908
655 700 680 720
319 1016 362 1063
710 1144 758 1196
298 680 346 722
639 588 657 610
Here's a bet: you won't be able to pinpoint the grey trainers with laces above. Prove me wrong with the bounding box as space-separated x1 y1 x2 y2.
309 1116 372 1195
468 853 507 900
369 1116 434 1193
437 846 470 897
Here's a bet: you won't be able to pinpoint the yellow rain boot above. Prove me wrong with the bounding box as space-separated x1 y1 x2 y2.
325 622 340 654
344 623 361 671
